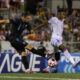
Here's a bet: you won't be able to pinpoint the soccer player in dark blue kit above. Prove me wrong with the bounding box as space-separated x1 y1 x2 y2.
0 14 47 73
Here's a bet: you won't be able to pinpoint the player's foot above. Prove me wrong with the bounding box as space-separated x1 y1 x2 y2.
43 66 50 73
46 53 54 60
72 61 79 67
25 69 36 74
43 65 57 73
25 69 30 73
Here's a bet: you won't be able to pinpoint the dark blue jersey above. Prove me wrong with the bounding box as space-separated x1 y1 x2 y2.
9 18 31 38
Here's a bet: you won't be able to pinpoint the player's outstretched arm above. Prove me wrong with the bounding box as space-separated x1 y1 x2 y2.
33 21 49 31
0 19 10 23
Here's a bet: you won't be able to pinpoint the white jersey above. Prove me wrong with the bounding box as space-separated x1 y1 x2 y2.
48 17 63 39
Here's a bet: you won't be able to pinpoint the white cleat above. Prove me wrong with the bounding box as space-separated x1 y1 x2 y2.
25 69 36 74
72 61 79 67
25 69 31 73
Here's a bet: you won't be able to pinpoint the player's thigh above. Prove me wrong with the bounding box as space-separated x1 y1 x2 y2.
10 38 27 54
51 37 62 47
15 38 28 47
14 46 25 54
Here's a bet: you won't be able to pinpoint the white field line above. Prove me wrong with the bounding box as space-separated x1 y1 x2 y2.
0 76 80 80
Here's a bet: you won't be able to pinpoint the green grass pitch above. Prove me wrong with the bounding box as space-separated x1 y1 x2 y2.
0 73 80 80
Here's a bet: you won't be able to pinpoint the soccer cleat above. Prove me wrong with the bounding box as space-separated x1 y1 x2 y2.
46 53 54 60
72 61 79 67
43 66 50 73
43 65 57 73
25 69 36 74
25 69 30 73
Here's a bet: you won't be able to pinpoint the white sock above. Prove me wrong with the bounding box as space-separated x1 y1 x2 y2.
63 49 75 64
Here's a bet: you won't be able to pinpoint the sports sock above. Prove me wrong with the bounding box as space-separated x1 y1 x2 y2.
30 48 46 58
63 49 75 64
22 56 29 69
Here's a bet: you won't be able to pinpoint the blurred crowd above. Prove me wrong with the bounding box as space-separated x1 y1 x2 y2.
0 6 80 42
0 0 21 8
0 0 9 8
0 0 80 52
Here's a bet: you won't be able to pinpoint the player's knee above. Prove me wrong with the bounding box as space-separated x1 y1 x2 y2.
21 52 26 56
25 44 33 50
59 44 65 52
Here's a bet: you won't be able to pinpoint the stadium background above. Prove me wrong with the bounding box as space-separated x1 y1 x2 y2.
0 0 80 79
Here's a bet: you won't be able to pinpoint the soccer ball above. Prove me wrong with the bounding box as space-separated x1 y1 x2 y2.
48 58 57 67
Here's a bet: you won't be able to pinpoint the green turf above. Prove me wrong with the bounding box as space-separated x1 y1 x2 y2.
0 73 80 80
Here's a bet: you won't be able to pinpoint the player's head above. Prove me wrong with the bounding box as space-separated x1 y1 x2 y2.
57 11 64 20
22 13 32 23
25 15 32 22
48 12 56 20
40 41 43 45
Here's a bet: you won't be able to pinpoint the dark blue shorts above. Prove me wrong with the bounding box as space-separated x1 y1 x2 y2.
9 37 28 54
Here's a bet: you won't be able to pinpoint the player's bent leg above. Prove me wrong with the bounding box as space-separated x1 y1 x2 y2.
25 44 33 50
21 52 29 70
59 44 78 66
25 44 46 58
58 44 65 52
21 52 36 73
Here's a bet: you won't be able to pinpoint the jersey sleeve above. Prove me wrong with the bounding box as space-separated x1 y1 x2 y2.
9 19 14 23
48 17 58 24
10 18 21 24
27 23 32 32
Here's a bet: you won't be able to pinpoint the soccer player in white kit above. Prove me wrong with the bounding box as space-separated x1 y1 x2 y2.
48 12 78 67
38 12 78 67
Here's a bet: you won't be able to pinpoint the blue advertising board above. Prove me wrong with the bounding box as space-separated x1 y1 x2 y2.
0 53 80 73
0 53 45 73
58 53 80 73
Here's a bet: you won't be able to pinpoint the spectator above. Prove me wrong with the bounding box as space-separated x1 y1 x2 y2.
66 0 73 16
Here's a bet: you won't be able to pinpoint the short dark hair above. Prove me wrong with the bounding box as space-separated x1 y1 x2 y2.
58 9 64 13
40 41 43 45
23 12 31 17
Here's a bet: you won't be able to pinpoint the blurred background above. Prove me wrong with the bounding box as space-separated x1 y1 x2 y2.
0 0 80 53
0 0 80 74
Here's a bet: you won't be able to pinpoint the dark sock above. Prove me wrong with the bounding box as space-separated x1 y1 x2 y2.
30 48 46 58
55 52 60 61
22 56 29 69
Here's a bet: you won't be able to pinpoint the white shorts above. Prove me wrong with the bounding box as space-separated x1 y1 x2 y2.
51 36 62 47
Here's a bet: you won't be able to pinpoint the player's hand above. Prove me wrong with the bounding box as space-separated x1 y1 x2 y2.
44 21 49 25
